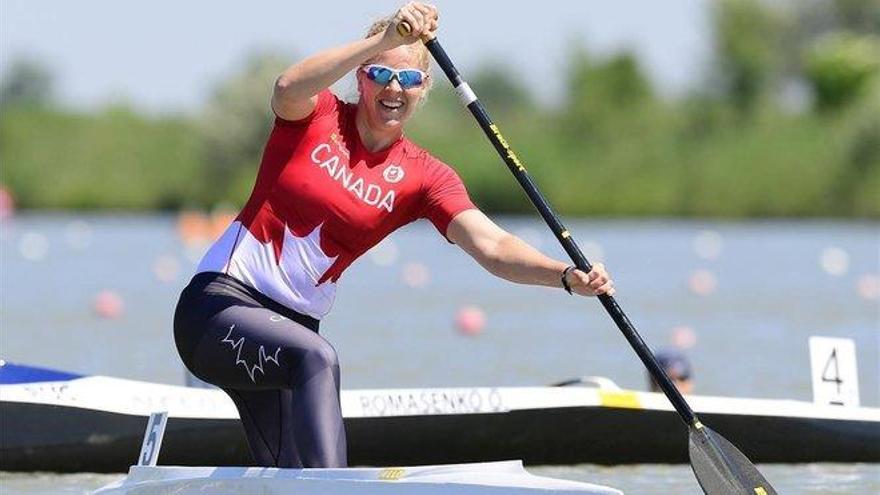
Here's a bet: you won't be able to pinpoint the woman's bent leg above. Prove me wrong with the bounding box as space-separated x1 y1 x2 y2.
178 301 347 468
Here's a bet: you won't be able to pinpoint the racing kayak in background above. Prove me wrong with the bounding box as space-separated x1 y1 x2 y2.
1 361 878 473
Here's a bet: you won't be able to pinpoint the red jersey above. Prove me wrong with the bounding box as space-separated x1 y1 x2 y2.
197 89 476 319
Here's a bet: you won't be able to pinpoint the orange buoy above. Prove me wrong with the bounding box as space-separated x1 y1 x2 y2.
209 209 237 239
93 290 124 319
670 325 698 350
455 305 486 336
176 211 212 247
856 274 880 301
0 185 15 221
688 269 717 296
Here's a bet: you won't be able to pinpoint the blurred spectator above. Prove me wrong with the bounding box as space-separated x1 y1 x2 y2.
649 349 694 394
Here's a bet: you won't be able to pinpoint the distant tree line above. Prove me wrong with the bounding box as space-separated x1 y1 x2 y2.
1 0 877 217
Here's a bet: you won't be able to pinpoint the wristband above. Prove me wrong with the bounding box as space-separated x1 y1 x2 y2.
561 266 577 295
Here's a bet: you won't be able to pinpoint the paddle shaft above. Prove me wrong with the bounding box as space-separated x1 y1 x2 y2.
412 32 698 427
398 22 777 494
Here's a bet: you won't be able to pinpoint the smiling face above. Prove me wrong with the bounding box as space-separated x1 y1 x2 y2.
356 45 430 135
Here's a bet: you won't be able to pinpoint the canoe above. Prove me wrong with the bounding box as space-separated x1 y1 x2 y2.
1 361 877 472
94 461 622 494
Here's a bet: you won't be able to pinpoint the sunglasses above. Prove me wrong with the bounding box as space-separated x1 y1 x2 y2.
362 64 427 89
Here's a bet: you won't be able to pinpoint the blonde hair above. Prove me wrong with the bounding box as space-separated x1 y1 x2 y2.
348 17 433 105
365 17 432 72
365 17 431 73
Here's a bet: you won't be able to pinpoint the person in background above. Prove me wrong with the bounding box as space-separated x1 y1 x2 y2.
649 349 694 394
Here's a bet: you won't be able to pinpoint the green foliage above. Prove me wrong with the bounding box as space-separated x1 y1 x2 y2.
0 106 202 209
804 33 880 110
198 51 291 200
833 80 880 214
0 58 54 109
711 0 785 113
562 48 655 143
469 62 535 116
831 0 880 34
1 1 878 218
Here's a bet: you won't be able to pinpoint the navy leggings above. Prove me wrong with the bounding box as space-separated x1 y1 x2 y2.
173 272 347 468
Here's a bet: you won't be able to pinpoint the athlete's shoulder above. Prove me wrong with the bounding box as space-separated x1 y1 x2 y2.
275 89 349 127
399 138 449 171
399 139 470 202
316 88 353 113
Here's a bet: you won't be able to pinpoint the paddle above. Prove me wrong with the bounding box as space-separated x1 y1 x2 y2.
398 22 777 495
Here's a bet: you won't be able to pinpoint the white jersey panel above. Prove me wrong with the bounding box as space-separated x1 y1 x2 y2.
197 221 338 319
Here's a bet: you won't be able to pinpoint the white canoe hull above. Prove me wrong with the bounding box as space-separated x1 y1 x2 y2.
94 461 622 495
3 362 879 471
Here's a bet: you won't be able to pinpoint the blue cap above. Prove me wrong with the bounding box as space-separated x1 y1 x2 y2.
655 349 692 380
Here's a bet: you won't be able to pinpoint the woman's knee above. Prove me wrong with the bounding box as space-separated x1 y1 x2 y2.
297 338 340 383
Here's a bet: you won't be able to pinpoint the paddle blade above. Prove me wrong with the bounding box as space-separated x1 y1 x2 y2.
688 425 776 495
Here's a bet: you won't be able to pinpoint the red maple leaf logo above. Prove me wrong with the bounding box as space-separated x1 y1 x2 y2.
236 204 344 285
238 206 287 264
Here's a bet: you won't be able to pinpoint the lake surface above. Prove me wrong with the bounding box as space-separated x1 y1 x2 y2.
1 213 878 494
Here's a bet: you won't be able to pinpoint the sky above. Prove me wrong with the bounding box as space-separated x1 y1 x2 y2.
0 0 712 112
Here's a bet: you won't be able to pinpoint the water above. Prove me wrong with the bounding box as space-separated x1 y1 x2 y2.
1 213 878 494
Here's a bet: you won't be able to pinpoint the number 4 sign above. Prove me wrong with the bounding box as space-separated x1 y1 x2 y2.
809 337 860 407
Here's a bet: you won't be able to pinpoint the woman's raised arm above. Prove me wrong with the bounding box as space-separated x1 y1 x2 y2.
272 2 438 120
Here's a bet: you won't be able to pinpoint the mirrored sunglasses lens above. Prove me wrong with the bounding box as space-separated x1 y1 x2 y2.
368 66 393 85
398 70 423 88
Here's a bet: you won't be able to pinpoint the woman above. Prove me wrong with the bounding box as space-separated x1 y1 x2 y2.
174 2 614 469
